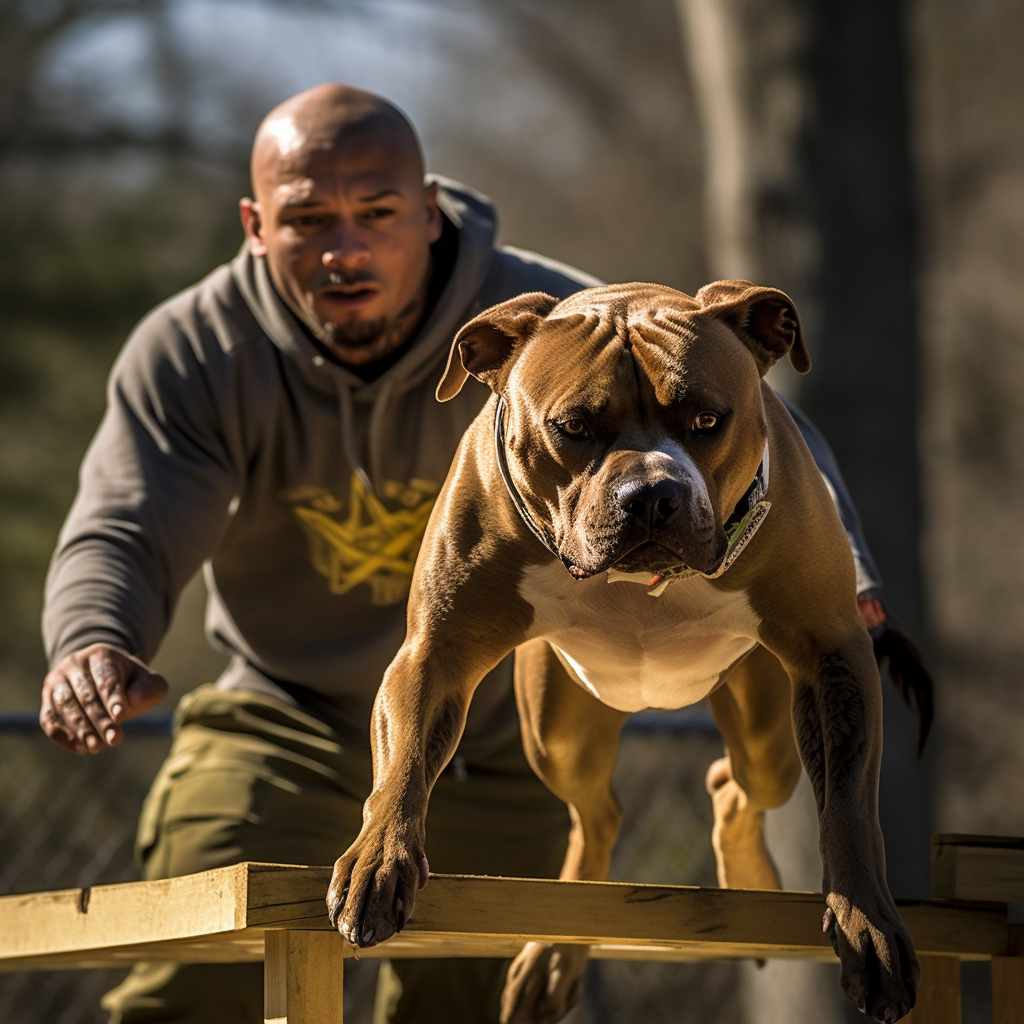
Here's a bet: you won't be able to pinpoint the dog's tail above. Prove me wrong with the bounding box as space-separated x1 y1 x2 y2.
872 619 934 758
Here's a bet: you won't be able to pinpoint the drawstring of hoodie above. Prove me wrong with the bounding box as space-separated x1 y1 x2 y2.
334 375 403 496
368 376 398 491
335 384 374 494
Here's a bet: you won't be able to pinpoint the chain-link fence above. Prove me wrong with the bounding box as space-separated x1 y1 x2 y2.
0 709 755 1024
0 714 173 1024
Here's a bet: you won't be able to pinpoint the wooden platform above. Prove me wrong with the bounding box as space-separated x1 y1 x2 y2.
0 834 1021 1022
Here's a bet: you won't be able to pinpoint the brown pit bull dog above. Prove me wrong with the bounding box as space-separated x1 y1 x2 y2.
326 280 921 1023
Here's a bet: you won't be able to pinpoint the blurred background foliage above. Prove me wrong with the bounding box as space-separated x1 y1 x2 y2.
3 0 1024 874
0 0 711 703
1 0 1024 1019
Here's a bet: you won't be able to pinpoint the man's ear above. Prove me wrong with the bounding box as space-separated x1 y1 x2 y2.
424 181 443 245
695 280 810 376
239 198 267 258
437 292 561 402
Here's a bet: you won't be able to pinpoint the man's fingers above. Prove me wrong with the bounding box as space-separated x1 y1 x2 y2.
88 649 130 722
40 644 168 754
67 661 122 747
38 697 85 755
44 672 103 752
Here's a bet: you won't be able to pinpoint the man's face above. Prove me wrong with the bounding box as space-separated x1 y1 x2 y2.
241 130 442 366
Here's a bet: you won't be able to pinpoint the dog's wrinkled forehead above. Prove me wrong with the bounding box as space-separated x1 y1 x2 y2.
550 283 700 337
436 279 806 403
545 279 808 381
538 285 706 394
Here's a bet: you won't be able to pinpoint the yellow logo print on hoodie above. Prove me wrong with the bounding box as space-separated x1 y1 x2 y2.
288 475 439 606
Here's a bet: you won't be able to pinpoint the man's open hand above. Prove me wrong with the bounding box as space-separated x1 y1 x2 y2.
40 644 168 754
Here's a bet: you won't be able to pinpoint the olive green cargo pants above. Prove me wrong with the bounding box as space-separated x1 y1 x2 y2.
102 685 569 1024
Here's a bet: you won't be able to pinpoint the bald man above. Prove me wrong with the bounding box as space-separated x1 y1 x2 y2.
40 84 889 1023
41 83 604 1024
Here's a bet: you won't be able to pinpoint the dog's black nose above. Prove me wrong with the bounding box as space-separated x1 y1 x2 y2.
616 478 683 526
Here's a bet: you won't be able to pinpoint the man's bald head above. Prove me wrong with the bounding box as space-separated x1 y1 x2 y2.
250 84 425 203
239 84 442 368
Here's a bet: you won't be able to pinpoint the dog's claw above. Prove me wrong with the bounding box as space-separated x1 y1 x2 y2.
821 906 841 958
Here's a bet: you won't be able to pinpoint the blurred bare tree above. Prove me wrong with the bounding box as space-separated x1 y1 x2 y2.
673 1 929 1019
0 0 240 700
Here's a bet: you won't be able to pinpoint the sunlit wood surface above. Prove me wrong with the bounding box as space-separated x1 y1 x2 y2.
0 862 1011 972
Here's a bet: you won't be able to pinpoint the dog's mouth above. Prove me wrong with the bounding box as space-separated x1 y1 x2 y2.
608 541 691 575
604 534 727 577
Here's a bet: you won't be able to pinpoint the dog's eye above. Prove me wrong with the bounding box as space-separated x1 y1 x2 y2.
559 417 589 438
693 412 720 432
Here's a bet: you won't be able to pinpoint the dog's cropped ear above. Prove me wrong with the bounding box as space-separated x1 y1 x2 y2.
437 292 561 402
696 280 810 376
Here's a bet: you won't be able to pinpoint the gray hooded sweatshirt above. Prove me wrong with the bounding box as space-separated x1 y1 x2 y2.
43 178 600 759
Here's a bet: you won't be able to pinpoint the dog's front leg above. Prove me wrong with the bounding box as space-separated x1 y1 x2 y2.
785 627 920 1022
326 643 479 948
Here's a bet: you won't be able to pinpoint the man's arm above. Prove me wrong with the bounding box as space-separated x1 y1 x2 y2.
778 393 884 600
41 306 242 753
779 393 933 750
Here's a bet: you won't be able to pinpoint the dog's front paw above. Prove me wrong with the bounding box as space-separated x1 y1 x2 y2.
500 941 588 1024
822 893 920 1022
326 828 429 948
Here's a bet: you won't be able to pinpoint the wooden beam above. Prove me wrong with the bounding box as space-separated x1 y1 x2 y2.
993 925 1024 1024
245 867 1009 963
265 931 345 1024
0 864 1011 974
932 834 1024 902
905 955 961 1024
0 863 250 966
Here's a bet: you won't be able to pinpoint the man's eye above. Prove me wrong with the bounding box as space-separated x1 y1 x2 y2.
693 412 720 432
364 207 396 221
290 215 326 228
559 417 589 438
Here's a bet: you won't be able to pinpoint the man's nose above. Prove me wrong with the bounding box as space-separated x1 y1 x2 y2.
322 223 371 269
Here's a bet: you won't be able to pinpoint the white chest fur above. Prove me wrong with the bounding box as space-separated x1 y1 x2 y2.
519 561 762 713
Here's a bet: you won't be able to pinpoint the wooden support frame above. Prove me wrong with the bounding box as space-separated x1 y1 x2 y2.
992 925 1024 1024
265 931 346 1024
905 956 962 1024
0 834 1022 1023
925 834 1024 1024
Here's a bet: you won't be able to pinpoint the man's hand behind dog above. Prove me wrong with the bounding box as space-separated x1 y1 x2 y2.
40 643 168 754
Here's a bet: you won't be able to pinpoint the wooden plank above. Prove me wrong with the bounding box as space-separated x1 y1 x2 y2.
932 835 1024 902
0 933 265 972
993 957 1024 1024
245 867 1010 963
0 864 249 963
265 931 345 1024
993 924 1024 1024
905 955 961 1024
0 864 1011 974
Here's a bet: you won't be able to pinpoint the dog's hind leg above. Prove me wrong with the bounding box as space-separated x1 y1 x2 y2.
500 638 629 1024
707 644 803 890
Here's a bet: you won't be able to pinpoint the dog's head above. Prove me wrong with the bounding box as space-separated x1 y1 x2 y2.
437 280 808 579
